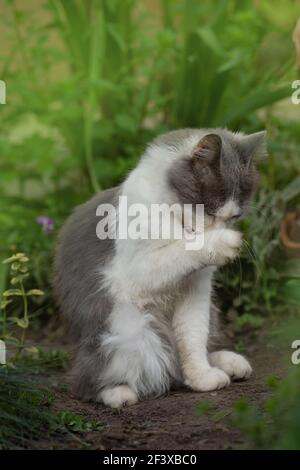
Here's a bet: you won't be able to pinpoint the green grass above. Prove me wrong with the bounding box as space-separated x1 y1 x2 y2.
196 319 300 450
0 365 102 449
232 355 300 449
54 411 103 433
0 366 55 449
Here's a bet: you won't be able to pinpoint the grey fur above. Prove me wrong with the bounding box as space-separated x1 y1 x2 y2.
54 187 118 398
167 128 261 216
238 130 268 162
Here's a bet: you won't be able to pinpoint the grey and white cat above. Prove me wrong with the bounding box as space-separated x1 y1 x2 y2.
54 128 267 408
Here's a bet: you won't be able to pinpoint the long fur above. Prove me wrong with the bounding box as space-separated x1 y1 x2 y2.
54 128 265 405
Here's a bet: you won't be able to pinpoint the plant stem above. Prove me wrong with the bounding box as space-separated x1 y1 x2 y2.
15 282 28 360
2 307 7 339
83 109 101 193
9 1 32 76
83 0 104 193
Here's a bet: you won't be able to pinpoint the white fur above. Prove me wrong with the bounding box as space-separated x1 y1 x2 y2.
186 367 230 392
98 385 138 408
215 199 241 220
100 302 177 396
172 267 230 392
209 351 252 379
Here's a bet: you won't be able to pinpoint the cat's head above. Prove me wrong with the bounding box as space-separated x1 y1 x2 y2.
168 129 267 226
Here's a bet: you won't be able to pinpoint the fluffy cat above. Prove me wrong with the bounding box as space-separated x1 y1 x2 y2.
54 127 267 408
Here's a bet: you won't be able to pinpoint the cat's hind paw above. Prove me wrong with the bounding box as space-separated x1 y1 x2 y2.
209 350 252 380
98 385 138 408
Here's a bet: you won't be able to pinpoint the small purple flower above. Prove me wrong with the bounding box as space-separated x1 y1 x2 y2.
36 216 54 234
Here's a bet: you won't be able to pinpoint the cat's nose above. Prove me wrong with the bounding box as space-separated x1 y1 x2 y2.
231 209 242 221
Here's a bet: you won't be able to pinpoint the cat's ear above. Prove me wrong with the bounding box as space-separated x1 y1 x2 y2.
239 130 267 164
192 134 222 167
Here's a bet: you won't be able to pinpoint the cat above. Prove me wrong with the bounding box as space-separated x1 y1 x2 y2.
54 127 267 408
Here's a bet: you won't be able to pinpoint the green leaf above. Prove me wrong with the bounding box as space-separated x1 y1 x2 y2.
0 299 12 309
19 266 28 274
11 262 21 271
2 253 26 264
220 84 291 125
197 400 216 416
234 399 249 413
0 256 8 299
280 279 300 306
237 314 264 329
26 289 44 296
10 277 21 286
277 260 300 279
2 289 23 297
25 346 39 354
196 27 223 56
11 317 29 328
19 256 29 263
16 318 29 329
2 256 17 264
280 176 300 203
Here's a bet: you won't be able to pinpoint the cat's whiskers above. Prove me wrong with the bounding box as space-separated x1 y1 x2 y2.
244 204 267 218
242 239 261 279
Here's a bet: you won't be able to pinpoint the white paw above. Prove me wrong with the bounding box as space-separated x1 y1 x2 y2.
185 367 230 392
209 351 252 380
207 229 242 266
221 229 242 249
220 229 242 260
98 385 138 408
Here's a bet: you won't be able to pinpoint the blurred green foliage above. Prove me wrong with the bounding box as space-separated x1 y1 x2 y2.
199 361 300 450
0 366 56 449
0 365 102 449
0 0 295 189
232 319 300 449
0 0 299 322
0 0 300 451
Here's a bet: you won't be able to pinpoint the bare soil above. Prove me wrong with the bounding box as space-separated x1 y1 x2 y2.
35 339 284 450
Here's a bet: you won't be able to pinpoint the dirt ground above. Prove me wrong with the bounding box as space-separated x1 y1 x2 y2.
34 338 283 450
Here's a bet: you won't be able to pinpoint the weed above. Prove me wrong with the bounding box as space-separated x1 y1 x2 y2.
53 411 103 433
0 253 44 359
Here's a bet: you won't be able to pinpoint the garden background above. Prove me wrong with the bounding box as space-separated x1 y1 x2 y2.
1 0 300 450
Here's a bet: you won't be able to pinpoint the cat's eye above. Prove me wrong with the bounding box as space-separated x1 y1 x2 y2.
230 214 241 221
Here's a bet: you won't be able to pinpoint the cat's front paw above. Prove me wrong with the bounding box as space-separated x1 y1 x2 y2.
185 367 230 392
212 229 242 265
209 351 252 380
